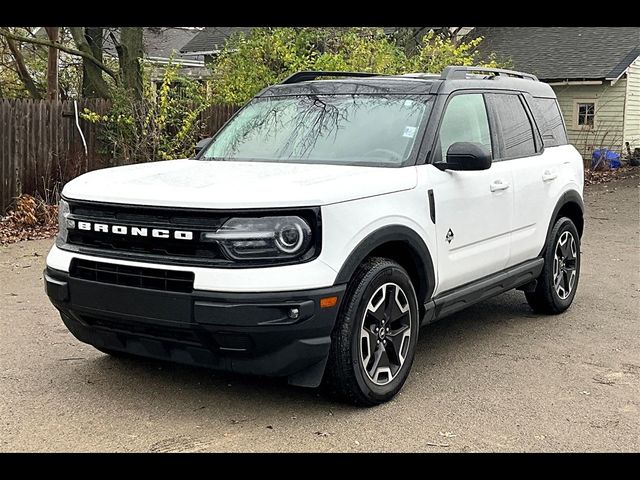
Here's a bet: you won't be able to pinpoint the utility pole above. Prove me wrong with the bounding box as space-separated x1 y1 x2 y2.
44 27 59 100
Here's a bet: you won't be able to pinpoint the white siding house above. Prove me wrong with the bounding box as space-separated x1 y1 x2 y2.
550 76 630 157
624 56 640 152
475 27 640 160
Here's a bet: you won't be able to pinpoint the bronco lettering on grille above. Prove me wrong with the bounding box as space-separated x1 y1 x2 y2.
76 221 193 240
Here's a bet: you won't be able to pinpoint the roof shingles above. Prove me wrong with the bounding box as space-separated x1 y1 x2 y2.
180 27 254 54
474 27 640 81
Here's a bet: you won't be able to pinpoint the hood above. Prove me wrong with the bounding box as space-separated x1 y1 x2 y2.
62 159 417 209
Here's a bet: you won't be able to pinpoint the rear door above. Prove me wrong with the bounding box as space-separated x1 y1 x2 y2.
424 92 514 295
485 93 567 266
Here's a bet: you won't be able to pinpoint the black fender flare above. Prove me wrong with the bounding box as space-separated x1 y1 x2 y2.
540 190 585 255
334 225 436 303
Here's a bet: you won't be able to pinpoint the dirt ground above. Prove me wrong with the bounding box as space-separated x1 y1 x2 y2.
1 176 638 452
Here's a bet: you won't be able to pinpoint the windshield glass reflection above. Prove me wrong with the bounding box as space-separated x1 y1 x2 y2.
202 94 432 167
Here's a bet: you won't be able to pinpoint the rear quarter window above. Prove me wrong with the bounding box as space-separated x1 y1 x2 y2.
531 97 568 147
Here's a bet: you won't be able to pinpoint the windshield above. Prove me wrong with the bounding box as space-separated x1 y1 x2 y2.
201 94 432 167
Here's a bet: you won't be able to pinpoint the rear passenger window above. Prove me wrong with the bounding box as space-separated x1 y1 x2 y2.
490 94 537 160
531 97 568 147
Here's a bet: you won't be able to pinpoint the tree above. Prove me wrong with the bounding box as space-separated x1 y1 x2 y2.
209 27 506 104
115 27 144 100
44 27 59 100
1 28 43 99
79 27 105 98
0 27 88 100
68 27 112 98
0 27 145 100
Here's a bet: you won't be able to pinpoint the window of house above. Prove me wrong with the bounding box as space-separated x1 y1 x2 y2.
435 93 492 162
576 101 596 127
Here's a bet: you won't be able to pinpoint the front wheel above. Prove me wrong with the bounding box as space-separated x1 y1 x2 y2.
526 217 581 314
323 257 419 406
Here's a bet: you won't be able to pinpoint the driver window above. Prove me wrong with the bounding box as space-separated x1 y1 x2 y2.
436 93 492 162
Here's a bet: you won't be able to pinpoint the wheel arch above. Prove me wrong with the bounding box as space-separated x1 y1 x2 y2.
541 190 584 256
334 225 436 305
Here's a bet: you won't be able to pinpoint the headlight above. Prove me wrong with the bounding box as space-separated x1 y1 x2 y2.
57 199 73 242
202 216 312 260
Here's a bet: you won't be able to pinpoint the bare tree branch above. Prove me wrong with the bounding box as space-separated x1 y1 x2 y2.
0 27 119 82
3 35 43 98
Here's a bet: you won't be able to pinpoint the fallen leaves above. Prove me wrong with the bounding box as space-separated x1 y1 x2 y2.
584 165 639 186
1 194 58 245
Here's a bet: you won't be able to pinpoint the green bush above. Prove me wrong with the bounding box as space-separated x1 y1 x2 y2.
210 27 505 104
82 60 207 163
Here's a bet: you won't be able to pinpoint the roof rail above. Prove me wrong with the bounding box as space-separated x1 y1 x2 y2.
280 71 384 85
441 66 538 81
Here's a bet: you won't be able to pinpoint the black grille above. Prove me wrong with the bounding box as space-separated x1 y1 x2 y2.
62 199 322 267
66 200 227 263
70 259 194 293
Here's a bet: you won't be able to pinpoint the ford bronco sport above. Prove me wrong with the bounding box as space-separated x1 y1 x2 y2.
45 67 584 405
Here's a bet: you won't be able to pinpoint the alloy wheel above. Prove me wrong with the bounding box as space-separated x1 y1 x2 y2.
359 283 412 386
553 231 577 300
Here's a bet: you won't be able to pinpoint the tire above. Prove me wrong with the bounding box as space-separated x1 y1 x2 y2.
525 217 581 314
323 257 420 406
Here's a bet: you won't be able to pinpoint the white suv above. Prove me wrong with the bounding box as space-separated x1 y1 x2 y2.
45 67 584 405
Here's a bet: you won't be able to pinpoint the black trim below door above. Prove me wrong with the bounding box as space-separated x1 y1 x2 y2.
421 258 544 325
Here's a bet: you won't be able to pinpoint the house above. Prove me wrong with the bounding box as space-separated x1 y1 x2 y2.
137 27 210 82
35 27 210 82
179 27 256 63
102 27 210 82
473 27 640 158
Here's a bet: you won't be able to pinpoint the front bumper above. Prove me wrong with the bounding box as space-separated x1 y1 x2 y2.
45 267 345 387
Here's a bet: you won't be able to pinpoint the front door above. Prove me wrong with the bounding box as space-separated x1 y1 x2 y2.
422 92 513 295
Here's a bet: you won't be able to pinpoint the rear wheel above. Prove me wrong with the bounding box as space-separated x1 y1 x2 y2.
324 257 419 406
525 217 581 314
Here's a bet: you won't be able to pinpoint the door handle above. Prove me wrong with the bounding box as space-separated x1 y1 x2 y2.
542 169 558 182
490 179 510 192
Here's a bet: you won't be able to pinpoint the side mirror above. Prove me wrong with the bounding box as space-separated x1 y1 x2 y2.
193 137 213 157
433 142 492 171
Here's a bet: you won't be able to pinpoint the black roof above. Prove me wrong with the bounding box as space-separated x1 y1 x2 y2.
261 77 437 97
180 27 255 54
473 27 640 81
259 70 556 98
141 27 203 62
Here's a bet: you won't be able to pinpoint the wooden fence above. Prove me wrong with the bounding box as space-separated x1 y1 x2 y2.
0 98 239 213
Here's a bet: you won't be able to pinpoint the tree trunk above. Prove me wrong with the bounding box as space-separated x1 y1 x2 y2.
117 27 144 100
81 27 103 97
4 36 43 99
44 27 59 100
70 27 111 98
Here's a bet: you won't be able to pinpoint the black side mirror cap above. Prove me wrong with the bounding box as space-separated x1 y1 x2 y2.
193 137 213 158
433 142 492 171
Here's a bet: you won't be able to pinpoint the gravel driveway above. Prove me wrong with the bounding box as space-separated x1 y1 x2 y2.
1 176 638 452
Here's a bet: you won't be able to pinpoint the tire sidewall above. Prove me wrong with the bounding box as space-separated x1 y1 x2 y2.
348 264 419 403
545 217 581 310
